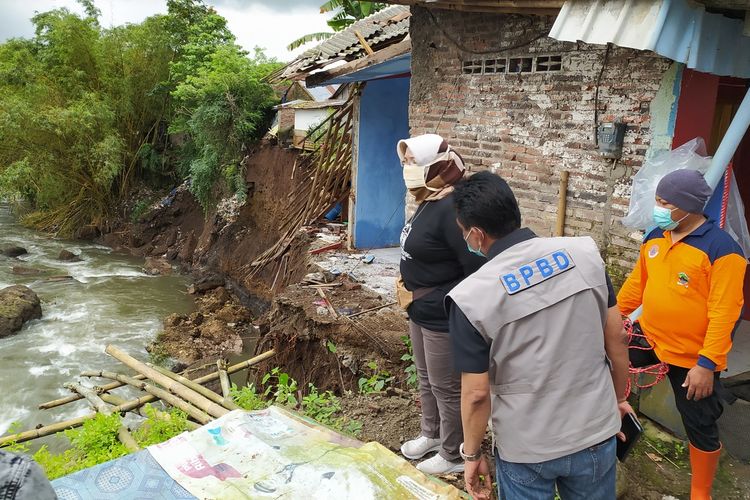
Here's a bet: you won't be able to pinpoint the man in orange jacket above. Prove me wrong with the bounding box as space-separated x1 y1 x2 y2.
618 169 746 499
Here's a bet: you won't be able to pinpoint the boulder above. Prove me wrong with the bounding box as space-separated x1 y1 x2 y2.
0 285 42 338
143 257 172 276
187 275 225 295
2 246 27 258
58 249 82 262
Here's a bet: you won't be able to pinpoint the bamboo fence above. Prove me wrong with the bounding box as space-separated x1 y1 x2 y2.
248 89 358 285
0 347 276 448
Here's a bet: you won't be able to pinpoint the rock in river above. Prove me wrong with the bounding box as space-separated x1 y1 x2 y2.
58 249 82 262
2 246 27 258
0 285 42 338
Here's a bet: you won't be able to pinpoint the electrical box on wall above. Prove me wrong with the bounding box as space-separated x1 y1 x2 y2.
597 122 626 159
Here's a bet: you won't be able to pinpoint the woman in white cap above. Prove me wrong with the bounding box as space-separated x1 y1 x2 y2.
396 134 485 474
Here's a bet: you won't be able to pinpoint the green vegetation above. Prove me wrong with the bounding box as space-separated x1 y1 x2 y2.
4 406 191 480
358 361 393 394
258 368 361 436
400 335 418 389
0 0 281 234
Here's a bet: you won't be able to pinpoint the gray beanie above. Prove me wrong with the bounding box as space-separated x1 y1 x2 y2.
655 169 713 214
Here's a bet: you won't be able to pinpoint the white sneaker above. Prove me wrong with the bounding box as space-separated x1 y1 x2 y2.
416 454 465 475
400 435 441 459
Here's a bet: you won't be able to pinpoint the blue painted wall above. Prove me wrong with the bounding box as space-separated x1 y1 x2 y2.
354 77 410 248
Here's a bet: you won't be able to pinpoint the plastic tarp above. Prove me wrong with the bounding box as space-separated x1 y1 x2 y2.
622 138 750 257
53 406 463 500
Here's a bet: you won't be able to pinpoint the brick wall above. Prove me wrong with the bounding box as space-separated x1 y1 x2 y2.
408 7 675 282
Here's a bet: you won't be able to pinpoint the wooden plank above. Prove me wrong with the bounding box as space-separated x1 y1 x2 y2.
354 30 375 55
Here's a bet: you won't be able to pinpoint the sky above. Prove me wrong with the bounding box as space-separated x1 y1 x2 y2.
0 0 333 61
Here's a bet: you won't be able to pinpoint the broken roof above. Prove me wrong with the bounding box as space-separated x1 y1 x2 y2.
303 82 341 102
274 99 346 110
275 5 411 82
379 0 564 14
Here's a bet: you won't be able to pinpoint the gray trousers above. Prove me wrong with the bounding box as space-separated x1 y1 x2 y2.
408 320 462 461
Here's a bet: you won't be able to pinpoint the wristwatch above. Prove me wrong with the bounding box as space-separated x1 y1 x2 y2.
459 442 483 462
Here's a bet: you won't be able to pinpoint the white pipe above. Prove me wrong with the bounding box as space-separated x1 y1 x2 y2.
705 88 750 190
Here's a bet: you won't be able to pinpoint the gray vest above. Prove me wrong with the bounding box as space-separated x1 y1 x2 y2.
448 236 620 463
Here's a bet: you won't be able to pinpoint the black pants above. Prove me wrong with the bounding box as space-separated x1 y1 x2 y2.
630 343 723 452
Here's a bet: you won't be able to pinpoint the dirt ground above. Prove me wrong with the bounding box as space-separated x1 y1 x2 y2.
94 140 750 499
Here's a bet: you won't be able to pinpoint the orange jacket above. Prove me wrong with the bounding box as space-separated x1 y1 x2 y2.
618 220 746 371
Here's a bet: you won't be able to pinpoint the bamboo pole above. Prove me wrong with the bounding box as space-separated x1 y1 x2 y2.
1 350 276 447
148 363 240 411
117 428 140 452
39 373 148 410
82 370 212 424
555 170 569 237
63 383 110 414
63 382 139 451
105 345 229 419
0 394 154 447
99 394 199 431
217 360 231 400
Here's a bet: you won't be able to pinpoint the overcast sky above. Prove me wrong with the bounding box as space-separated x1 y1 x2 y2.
0 0 333 61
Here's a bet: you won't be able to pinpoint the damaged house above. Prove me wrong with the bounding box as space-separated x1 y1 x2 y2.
276 0 750 459
378 0 750 459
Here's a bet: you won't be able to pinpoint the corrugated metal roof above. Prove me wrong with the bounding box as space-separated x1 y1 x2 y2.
277 5 410 81
549 0 750 78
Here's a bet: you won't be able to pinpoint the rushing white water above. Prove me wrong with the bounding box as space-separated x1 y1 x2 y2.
0 204 194 445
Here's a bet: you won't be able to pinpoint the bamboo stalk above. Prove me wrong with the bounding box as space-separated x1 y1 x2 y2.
40 373 148 410
105 345 229 419
347 302 398 318
63 382 140 451
2 350 276 447
117 427 140 452
148 363 239 411
63 383 110 414
99 393 127 406
83 370 212 424
217 360 231 400
0 394 154 447
100 393 200 431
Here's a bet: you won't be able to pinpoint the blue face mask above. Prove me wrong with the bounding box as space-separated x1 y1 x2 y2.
653 205 686 231
464 228 486 258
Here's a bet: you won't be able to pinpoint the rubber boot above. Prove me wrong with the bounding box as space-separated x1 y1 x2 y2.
689 443 721 500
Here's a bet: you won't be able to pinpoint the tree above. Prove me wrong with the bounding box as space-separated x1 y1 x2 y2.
0 0 281 233
287 1 386 51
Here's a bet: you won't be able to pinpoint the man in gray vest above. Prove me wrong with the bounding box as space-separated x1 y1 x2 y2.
447 172 632 500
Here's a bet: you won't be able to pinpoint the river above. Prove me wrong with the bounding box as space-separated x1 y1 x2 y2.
0 204 194 443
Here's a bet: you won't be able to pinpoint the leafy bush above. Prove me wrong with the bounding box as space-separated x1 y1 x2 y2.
230 383 267 411
400 335 418 389
0 0 280 233
358 361 393 394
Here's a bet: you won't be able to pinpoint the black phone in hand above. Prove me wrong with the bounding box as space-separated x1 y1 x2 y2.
616 412 643 462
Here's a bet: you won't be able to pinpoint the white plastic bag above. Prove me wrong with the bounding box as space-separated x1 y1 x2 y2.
623 138 750 257
723 173 750 258
622 138 710 230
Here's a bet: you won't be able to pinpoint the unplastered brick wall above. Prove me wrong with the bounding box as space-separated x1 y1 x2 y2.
408 6 674 282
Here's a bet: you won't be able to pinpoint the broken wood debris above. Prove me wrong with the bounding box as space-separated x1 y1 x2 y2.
248 89 358 286
0 348 276 447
